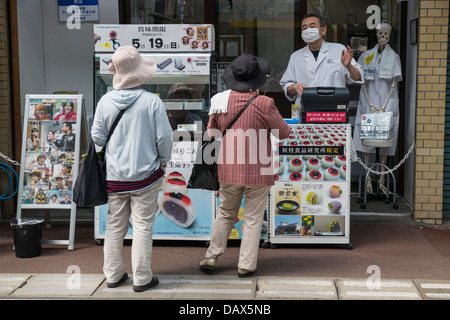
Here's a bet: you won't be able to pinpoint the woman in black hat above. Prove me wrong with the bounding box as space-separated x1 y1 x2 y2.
199 53 290 277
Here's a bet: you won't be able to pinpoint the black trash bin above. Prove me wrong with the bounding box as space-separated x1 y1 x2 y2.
11 218 44 258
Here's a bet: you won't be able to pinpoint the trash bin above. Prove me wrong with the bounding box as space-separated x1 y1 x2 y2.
11 218 44 258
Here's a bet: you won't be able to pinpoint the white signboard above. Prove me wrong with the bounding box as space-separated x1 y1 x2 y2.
97 53 211 76
17 94 84 250
270 124 351 246
94 24 215 52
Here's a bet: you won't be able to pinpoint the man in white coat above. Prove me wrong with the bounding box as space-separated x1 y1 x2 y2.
280 13 364 106
353 23 402 194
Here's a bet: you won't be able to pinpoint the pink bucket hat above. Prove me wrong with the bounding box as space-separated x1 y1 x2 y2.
108 46 156 90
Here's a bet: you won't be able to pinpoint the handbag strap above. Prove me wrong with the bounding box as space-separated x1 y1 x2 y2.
104 109 126 147
223 95 258 136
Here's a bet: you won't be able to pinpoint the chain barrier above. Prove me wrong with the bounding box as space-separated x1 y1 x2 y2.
350 138 415 176
0 152 20 166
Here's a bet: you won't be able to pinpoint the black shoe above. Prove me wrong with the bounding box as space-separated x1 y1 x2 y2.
133 276 159 292
237 268 256 278
107 272 129 288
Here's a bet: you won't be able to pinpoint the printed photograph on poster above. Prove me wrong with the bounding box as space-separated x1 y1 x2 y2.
273 124 348 183
28 98 78 122
311 215 345 236
273 181 301 215
300 183 347 215
274 215 301 236
301 215 314 236
155 140 214 238
182 26 211 51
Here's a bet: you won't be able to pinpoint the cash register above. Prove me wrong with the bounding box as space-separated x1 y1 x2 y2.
301 87 350 123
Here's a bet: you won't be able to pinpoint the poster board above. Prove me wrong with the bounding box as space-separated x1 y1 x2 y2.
269 123 351 247
94 139 215 242
16 94 84 250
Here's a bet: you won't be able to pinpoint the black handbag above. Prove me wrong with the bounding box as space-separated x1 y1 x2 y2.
73 109 126 207
188 95 258 191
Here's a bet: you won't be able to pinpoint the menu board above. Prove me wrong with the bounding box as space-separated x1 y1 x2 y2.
18 95 83 209
270 123 350 243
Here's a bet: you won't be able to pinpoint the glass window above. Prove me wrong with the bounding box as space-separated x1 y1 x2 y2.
216 0 299 93
129 0 205 24
307 0 401 53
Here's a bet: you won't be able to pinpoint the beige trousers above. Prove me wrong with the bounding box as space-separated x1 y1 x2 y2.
103 179 162 286
206 183 270 271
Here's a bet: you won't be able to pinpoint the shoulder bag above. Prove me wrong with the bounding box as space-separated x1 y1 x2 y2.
73 109 126 207
188 95 258 191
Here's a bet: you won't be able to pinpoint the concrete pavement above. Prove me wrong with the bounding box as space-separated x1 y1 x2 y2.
2 272 450 300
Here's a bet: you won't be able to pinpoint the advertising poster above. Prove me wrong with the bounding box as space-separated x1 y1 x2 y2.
19 95 83 209
95 139 215 241
97 53 211 76
270 124 350 242
94 24 215 52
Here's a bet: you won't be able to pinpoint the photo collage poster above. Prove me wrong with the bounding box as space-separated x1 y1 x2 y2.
271 123 350 238
21 95 82 208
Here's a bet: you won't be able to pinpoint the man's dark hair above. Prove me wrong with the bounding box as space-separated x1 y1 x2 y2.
63 121 72 131
302 13 326 27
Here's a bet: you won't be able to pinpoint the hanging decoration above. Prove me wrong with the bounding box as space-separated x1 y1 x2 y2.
178 0 185 22
381 0 388 23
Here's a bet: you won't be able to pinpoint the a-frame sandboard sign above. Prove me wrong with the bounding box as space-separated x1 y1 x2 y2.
16 94 85 251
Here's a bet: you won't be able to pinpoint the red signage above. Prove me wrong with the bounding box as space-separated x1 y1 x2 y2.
305 112 346 123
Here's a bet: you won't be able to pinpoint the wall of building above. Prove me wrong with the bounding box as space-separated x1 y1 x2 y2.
17 0 120 120
0 0 15 218
414 0 449 224
403 1 419 206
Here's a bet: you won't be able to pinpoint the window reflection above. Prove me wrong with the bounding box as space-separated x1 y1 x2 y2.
130 0 205 24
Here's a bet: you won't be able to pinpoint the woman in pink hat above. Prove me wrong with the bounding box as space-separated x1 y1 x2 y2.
91 46 173 292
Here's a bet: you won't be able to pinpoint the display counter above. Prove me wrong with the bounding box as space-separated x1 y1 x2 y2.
93 24 217 243
95 136 215 243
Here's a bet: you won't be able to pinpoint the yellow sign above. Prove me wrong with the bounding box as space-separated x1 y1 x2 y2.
365 51 375 64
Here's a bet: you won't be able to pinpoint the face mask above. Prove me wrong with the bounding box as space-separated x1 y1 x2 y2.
302 28 321 43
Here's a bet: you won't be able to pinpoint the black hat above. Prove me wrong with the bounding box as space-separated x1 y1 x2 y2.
222 53 271 92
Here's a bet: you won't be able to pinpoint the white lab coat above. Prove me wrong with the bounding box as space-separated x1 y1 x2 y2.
353 44 402 156
280 41 364 106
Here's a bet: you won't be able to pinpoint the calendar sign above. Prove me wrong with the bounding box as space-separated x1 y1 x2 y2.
94 24 215 52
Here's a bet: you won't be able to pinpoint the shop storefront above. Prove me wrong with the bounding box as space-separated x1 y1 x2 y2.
2 0 449 226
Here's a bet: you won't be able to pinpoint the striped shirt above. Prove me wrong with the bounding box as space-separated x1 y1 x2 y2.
207 91 290 186
106 168 164 193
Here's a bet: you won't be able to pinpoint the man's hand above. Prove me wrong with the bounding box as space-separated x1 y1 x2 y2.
288 83 308 97
341 45 361 81
341 45 354 67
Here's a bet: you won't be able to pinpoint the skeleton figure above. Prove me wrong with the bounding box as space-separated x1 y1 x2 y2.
377 23 391 47
353 23 402 195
